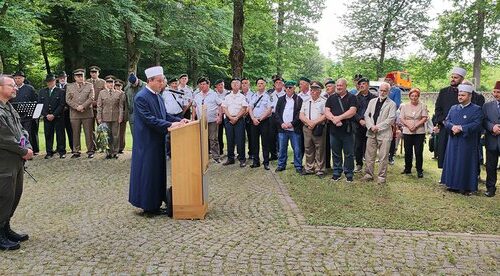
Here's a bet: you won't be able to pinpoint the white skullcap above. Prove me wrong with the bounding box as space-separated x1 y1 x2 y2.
145 66 164 79
458 84 473 93
451 67 466 77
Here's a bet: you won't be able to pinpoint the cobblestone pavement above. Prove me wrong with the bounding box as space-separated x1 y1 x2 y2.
1 153 498 274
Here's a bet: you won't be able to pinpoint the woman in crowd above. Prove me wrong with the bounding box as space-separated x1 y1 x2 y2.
399 88 428 178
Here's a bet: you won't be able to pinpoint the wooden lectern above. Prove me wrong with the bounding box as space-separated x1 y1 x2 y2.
169 108 209 219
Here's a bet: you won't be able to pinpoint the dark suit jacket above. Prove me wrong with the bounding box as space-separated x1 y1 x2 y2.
274 93 303 134
38 87 66 118
483 100 500 151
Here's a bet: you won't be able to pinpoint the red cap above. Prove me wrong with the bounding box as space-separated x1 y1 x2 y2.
494 81 500 90
385 73 395 81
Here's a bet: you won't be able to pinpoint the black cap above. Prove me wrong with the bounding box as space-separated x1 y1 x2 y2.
58 71 67 78
255 77 266 84
89 66 101 72
299 77 311 83
197 77 209 84
168 78 178 84
179 74 188 79
357 77 369 85
231 77 241 82
214 79 224 85
13 71 25 77
114 79 124 86
325 80 335 86
353 74 363 81
273 76 284 83
45 74 56 82
310 81 324 89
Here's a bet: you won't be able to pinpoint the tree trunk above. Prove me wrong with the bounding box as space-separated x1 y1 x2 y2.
124 20 140 75
0 53 3 74
187 48 198 85
276 0 284 77
377 22 390 78
154 22 162 66
472 2 485 89
40 37 51 74
229 0 245 78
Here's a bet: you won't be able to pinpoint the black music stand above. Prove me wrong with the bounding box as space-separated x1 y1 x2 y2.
12 101 42 119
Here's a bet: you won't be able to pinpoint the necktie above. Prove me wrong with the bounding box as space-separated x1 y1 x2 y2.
49 88 53 97
157 94 167 119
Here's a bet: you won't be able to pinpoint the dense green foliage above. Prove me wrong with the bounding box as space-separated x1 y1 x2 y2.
0 0 498 90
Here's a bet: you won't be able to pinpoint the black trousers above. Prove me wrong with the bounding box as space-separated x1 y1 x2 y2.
0 158 23 227
250 118 270 165
64 108 73 152
245 117 253 158
403 134 425 173
224 118 246 161
44 117 67 155
485 149 499 194
325 124 331 168
268 114 279 159
30 119 40 153
354 126 368 166
218 121 224 155
436 127 449 168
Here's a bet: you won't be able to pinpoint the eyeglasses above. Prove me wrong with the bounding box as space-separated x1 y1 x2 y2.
285 86 294 89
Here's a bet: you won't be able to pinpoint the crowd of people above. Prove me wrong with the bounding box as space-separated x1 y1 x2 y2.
0 65 498 250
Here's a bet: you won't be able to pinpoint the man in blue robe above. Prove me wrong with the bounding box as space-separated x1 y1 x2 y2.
440 84 483 195
129 66 187 215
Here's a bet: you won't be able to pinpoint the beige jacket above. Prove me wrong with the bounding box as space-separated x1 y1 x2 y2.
87 78 106 105
97 89 124 122
364 97 396 140
66 82 95 119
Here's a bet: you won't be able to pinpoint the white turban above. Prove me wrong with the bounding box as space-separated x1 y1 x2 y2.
451 67 466 78
145 66 164 79
458 84 473 93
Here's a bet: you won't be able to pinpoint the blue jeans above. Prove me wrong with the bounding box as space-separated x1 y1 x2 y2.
330 131 354 178
277 131 303 169
224 118 246 161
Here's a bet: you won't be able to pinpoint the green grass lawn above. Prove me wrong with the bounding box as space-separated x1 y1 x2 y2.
277 149 499 234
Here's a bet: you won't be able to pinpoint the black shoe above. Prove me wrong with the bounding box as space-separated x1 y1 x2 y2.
484 191 495 197
142 208 168 216
250 163 260 168
113 154 118 159
332 175 341 181
213 158 221 163
264 164 270 170
401 170 411 174
295 168 303 174
118 150 124 154
105 154 113 159
223 159 235 166
59 154 66 159
275 167 285 172
71 153 81 158
88 153 94 159
301 170 313 175
44 154 53 159
0 229 20 251
5 222 28 243
417 172 423 178
239 160 247 167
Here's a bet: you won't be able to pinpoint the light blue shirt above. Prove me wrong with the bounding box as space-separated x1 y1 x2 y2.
250 91 271 118
389 87 402 109
193 89 222 123
161 90 184 115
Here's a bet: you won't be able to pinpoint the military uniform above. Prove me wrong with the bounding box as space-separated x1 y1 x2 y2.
0 100 31 248
115 82 127 153
10 83 38 153
97 88 124 157
124 79 146 136
66 80 95 156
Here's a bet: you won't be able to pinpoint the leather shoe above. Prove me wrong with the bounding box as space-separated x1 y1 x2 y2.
295 168 303 174
264 164 270 170
71 153 81 158
239 160 247 167
0 230 19 251
223 159 235 166
142 208 168 216
88 153 94 159
401 170 411 174
484 191 495 197
44 154 53 159
250 163 260 168
275 167 285 172
5 222 29 242
417 172 423 178
59 154 66 159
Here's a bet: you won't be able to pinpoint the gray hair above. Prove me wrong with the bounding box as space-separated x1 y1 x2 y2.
379 82 391 91
0 74 13 86
336 78 348 85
